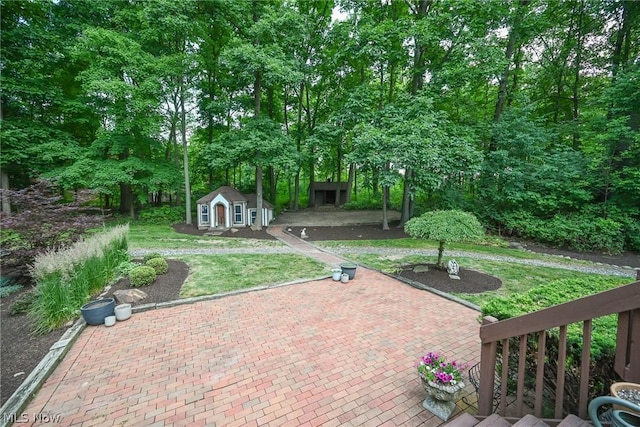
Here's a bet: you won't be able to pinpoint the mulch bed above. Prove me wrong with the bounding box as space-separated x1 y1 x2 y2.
397 264 502 294
101 259 189 305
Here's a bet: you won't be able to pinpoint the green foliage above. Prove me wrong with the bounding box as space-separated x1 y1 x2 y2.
502 210 625 255
482 276 629 414
142 252 163 263
405 210 485 268
28 225 130 334
0 277 23 298
137 206 184 225
405 210 485 243
482 277 623 359
9 291 36 315
145 257 168 275
114 260 139 278
129 265 157 287
342 198 383 210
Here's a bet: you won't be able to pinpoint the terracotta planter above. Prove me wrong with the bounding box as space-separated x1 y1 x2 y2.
611 382 640 416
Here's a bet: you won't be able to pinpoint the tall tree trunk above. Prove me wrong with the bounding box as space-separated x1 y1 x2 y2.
401 0 432 221
409 0 432 94
1 169 10 214
294 81 304 210
398 167 413 227
180 80 192 225
335 144 342 207
382 184 389 230
251 0 263 231
492 0 530 144
251 67 263 230
571 0 585 149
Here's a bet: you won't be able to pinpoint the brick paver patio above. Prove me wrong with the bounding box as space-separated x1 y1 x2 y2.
20 228 481 426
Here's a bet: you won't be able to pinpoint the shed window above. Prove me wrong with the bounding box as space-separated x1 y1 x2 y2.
234 204 243 223
201 205 209 223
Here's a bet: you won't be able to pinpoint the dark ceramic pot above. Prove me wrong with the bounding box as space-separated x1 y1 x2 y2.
81 298 115 326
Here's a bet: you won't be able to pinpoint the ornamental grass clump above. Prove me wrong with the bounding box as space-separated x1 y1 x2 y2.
417 352 466 386
29 224 129 334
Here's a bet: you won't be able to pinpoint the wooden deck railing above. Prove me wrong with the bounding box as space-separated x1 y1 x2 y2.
477 280 640 420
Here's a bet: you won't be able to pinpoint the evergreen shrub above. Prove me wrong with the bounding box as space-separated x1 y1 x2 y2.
143 252 163 263
0 277 22 298
145 257 168 275
129 266 157 287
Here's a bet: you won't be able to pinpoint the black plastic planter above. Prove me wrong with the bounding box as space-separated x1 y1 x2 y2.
340 262 357 280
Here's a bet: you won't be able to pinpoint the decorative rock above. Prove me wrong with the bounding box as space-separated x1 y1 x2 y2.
448 274 461 280
230 228 239 233
509 241 525 249
113 289 148 305
413 265 430 273
300 228 308 239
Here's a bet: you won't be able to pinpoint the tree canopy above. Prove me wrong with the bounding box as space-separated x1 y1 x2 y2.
2 0 638 252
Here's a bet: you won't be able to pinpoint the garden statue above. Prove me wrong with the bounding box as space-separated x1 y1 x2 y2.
446 260 460 279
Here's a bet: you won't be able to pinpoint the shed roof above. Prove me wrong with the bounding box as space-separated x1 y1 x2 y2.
196 186 273 210
196 186 246 204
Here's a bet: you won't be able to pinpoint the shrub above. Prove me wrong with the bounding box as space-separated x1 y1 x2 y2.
0 277 22 298
482 277 629 415
502 211 624 254
114 260 139 278
145 257 168 275
0 179 106 279
10 290 36 315
143 252 163 263
129 266 157 287
137 206 183 225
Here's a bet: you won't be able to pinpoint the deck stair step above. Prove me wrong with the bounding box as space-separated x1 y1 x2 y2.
444 413 592 427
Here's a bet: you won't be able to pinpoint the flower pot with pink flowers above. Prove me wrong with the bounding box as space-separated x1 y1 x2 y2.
417 352 467 421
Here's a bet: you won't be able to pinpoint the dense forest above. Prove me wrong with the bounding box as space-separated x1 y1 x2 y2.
1 0 639 252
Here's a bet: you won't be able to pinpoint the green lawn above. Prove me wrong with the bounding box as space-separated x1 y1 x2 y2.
126 226 632 307
127 224 284 250
177 254 328 298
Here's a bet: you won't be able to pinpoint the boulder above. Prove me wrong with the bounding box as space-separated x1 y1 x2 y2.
113 289 148 305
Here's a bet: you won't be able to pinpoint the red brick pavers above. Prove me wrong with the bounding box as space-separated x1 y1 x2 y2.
21 232 481 426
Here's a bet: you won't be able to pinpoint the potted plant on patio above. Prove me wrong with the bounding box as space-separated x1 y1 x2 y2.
417 351 467 421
